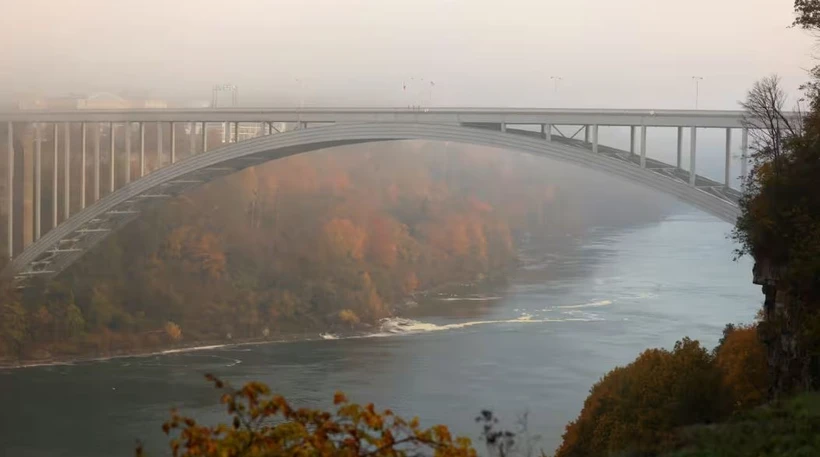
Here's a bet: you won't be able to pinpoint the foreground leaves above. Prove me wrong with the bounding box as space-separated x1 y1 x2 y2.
138 374 476 457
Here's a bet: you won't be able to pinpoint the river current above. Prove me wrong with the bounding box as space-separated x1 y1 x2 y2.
0 208 760 457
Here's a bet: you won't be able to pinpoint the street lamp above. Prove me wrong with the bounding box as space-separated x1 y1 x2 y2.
692 76 703 109
550 76 563 94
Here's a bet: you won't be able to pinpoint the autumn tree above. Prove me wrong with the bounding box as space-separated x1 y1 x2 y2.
714 324 769 411
139 375 476 457
555 338 727 457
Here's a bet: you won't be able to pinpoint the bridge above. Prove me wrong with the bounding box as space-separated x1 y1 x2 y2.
0 107 753 286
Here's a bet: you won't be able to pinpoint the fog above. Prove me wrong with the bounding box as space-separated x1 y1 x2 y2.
1 0 814 108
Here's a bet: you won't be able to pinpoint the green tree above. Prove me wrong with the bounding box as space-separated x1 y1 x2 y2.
0 301 28 358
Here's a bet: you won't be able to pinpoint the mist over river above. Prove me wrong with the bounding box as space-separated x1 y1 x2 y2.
0 207 760 457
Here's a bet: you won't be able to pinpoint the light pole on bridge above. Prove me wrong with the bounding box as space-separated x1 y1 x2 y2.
692 76 703 109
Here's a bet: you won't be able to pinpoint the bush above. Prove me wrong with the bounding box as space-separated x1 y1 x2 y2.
555 338 727 457
714 324 769 411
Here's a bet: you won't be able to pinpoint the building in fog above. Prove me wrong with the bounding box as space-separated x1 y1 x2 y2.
16 92 168 110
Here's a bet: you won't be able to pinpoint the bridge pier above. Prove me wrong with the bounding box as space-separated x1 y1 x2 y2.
724 128 732 187
591 124 599 153
80 123 86 210
6 122 12 259
139 122 145 178
689 127 697 186
676 127 683 169
189 122 196 157
63 123 70 221
584 125 590 144
157 121 163 170
52 124 58 229
109 122 115 194
170 122 176 164
640 125 647 168
125 122 131 184
201 122 208 152
740 128 749 185
34 124 41 241
630 126 636 155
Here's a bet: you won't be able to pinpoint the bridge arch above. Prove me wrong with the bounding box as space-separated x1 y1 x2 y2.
3 122 740 284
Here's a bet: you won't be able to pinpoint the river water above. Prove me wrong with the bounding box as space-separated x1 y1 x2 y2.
0 208 761 457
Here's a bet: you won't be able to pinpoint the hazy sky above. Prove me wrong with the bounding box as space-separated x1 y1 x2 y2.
1 0 816 108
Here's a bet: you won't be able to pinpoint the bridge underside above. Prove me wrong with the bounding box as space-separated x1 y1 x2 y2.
2 122 740 286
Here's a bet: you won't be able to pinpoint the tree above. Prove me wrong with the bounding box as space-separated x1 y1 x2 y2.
715 324 769 411
138 375 476 457
555 338 727 457
0 301 27 358
733 73 820 394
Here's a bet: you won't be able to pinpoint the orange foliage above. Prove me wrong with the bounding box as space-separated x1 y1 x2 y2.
141 375 476 457
323 218 367 260
367 216 398 267
715 324 769 410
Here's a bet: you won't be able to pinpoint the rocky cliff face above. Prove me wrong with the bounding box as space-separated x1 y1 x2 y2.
753 259 816 395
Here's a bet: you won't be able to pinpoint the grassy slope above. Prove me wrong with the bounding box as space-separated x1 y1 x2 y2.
665 393 820 457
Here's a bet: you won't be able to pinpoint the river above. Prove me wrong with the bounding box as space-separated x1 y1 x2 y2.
0 207 760 457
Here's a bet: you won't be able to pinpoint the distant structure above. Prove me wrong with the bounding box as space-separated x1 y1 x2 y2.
16 92 168 110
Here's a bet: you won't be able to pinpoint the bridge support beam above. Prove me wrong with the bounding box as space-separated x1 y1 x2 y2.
189 122 195 157
233 122 239 141
689 127 697 187
584 125 590 144
541 123 551 141
202 122 208 152
157 122 163 170
740 128 749 185
139 122 145 177
63 123 70 220
52 124 57 228
80 123 86 210
676 127 683 169
640 125 647 168
500 123 506 132
34 125 41 241
125 122 131 184
94 124 100 201
592 124 599 153
6 122 12 259
109 122 115 193
629 126 636 155
170 122 176 164
724 128 732 188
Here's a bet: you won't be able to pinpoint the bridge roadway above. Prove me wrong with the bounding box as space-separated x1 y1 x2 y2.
1 108 752 286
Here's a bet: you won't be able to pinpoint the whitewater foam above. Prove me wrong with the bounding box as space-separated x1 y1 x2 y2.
320 333 340 340
555 300 613 309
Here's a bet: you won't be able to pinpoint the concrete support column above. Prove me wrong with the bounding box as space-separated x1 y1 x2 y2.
689 127 698 187
80 123 86 209
265 122 271 136
584 125 590 144
109 122 115 193
544 123 552 142
740 128 749 185
233 121 239 141
189 122 195 156
157 122 163 169
170 122 176 164
139 122 145 177
591 124 599 153
34 125 41 241
676 127 683 169
640 125 647 168
52 124 58 228
500 123 506 132
6 122 13 259
94 124 100 201
202 122 208 152
629 126 636 154
63 123 70 220
124 122 131 184
724 128 732 188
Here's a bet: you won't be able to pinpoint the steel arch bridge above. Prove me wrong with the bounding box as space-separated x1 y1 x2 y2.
1 109 752 286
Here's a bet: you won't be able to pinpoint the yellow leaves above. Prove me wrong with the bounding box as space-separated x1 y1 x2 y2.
164 321 183 342
323 218 367 260
152 375 475 457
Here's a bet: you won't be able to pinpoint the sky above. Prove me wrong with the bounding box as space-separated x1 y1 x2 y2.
0 0 816 109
